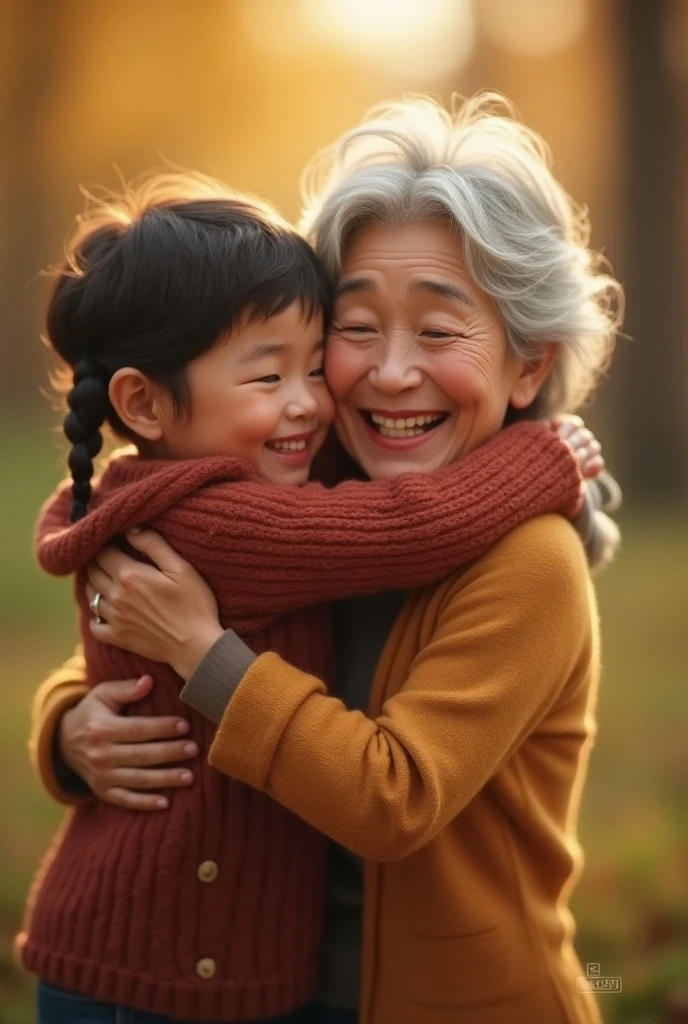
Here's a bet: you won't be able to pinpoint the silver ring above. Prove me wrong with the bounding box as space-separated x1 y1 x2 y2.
89 590 104 624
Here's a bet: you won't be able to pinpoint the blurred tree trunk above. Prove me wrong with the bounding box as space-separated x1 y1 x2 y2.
0 0 63 410
617 0 688 501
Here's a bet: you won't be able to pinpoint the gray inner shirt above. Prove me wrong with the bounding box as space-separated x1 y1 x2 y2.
317 589 408 1011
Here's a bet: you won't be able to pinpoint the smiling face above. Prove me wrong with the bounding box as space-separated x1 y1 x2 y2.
153 302 334 485
325 220 554 480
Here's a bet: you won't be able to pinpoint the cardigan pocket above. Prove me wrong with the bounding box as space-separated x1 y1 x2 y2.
402 926 524 1008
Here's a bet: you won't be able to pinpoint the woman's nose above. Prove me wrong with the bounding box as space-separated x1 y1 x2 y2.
370 354 424 394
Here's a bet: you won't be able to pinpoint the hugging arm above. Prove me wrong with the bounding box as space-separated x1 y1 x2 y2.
30 658 199 809
85 422 617 674
29 650 90 805
111 421 582 632
33 418 602 806
184 516 594 859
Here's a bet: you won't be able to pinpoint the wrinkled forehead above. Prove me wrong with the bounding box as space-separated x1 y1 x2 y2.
336 219 487 312
340 218 464 270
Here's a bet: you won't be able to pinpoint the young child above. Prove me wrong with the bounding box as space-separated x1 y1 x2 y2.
21 173 587 1024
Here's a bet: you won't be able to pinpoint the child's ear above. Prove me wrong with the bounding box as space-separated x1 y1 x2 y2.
508 343 558 410
108 368 165 442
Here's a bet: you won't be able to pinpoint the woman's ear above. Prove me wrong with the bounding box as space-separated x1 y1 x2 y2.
509 343 558 410
108 368 165 442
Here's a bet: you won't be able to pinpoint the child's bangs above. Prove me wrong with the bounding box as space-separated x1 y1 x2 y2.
234 234 333 331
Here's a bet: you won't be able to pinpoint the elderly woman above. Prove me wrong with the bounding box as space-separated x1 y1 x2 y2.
29 94 620 1024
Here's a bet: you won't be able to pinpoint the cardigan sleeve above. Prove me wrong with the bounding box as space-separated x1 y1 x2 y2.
157 421 582 627
205 515 596 861
29 648 93 806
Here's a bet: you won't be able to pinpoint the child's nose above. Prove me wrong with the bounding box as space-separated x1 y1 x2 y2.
284 382 319 417
286 390 319 419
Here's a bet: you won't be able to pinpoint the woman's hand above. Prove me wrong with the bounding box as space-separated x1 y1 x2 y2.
552 414 604 479
86 530 224 681
58 675 199 810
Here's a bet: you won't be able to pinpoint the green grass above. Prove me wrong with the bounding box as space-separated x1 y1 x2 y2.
1 425 687 1022
571 513 688 1022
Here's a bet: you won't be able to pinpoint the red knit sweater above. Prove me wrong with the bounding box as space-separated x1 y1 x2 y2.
20 421 581 1021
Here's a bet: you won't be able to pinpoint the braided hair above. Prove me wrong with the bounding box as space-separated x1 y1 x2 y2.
44 171 332 523
63 360 108 521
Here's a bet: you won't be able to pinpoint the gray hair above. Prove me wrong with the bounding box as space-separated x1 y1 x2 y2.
300 92 623 419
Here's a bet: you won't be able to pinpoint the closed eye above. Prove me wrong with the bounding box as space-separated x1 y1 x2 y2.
338 324 375 334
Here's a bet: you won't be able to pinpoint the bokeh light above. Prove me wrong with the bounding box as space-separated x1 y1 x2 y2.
241 0 475 79
479 0 587 58
303 0 475 78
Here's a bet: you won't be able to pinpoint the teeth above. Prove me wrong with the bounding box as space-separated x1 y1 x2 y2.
377 425 428 439
269 439 307 451
369 412 444 433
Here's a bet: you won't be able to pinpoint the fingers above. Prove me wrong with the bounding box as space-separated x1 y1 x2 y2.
124 528 188 576
554 420 606 482
102 787 171 812
565 427 595 451
107 738 199 768
572 435 604 479
103 713 194 743
553 414 584 439
581 454 605 479
85 585 113 625
87 562 114 601
105 766 194 791
94 545 136 579
90 675 157 712
89 617 117 645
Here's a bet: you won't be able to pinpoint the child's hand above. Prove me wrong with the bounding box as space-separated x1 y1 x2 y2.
552 414 605 479
58 676 199 811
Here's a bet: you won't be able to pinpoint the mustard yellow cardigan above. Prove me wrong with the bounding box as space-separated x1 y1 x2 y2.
205 515 602 1023
31 515 601 1023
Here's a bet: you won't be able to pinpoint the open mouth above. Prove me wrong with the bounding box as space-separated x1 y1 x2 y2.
265 438 309 453
360 410 449 440
264 431 315 463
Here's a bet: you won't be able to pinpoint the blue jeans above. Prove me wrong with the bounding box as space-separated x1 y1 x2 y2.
36 981 322 1024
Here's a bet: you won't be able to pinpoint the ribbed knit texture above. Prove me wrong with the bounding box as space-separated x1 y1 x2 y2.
182 630 258 725
20 420 581 1020
21 615 332 1020
32 421 581 633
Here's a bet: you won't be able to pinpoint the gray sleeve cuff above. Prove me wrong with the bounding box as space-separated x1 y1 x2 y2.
180 629 257 725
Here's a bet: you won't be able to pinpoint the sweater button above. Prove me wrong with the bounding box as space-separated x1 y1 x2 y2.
197 860 219 883
196 958 217 980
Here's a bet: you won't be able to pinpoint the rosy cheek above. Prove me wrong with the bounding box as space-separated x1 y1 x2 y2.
232 395 283 445
427 353 485 406
325 340 369 401
319 388 336 425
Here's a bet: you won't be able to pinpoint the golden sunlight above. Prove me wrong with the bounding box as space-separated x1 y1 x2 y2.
301 0 475 79
479 0 587 58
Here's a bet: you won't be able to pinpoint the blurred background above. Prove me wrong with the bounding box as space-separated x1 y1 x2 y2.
1 0 686 1021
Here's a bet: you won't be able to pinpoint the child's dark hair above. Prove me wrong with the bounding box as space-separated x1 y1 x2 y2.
47 172 333 522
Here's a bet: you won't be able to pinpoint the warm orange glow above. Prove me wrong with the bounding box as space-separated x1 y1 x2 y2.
479 0 587 58
304 0 475 78
240 0 475 80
